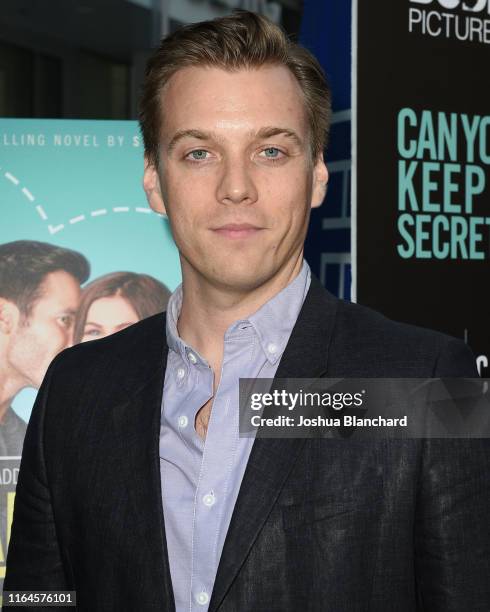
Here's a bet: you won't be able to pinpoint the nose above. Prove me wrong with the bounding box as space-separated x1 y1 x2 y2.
215 156 258 205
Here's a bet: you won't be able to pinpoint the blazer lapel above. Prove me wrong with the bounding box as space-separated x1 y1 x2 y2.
209 276 339 612
111 314 175 611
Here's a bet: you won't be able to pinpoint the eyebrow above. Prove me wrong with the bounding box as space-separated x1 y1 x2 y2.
166 126 304 153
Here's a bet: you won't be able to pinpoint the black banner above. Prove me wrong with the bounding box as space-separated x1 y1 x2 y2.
354 0 490 376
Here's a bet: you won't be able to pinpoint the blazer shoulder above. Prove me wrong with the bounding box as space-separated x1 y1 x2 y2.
328 297 476 377
48 311 167 385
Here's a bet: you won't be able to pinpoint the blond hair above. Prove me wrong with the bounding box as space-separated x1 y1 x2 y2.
139 10 331 165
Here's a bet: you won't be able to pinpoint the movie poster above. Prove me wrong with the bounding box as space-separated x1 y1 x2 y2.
0 119 181 584
354 0 489 376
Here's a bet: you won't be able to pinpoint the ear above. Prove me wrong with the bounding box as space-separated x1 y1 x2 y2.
0 298 20 335
310 154 329 209
143 156 167 216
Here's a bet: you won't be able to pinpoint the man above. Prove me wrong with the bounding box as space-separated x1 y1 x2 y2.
4 11 489 612
0 240 89 592
0 240 90 456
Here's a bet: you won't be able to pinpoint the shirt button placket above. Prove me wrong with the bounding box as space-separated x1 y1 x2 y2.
195 591 209 606
202 492 216 507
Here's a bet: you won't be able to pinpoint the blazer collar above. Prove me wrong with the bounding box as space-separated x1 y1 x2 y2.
209 274 338 611
111 315 175 611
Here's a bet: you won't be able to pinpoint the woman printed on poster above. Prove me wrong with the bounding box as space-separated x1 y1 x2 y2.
73 271 171 344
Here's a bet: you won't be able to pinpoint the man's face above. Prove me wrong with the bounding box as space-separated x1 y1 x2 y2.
144 64 328 293
6 270 81 389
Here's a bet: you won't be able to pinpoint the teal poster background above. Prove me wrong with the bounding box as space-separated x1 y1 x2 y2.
1 119 181 422
0 119 181 581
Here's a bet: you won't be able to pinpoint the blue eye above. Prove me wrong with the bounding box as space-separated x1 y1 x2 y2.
83 328 100 338
189 150 208 160
262 147 281 158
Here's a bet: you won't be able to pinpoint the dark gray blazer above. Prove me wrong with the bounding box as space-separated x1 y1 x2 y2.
4 275 489 611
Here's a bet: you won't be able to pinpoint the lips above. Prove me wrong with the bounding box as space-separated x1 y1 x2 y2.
212 223 263 238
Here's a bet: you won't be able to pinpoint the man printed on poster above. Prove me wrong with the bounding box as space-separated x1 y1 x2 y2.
0 240 90 454
0 240 89 578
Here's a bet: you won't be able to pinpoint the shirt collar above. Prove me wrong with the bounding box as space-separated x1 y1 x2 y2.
165 259 311 366
247 260 310 364
165 284 208 368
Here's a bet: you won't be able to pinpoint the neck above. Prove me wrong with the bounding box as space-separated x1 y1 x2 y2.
0 362 24 424
177 253 304 373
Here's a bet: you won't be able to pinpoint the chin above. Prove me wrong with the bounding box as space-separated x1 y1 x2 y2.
211 267 273 293
30 375 44 390
32 360 55 389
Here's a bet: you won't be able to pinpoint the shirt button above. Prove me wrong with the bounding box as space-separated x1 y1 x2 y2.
188 352 197 364
267 342 277 355
176 367 185 380
196 591 209 605
202 492 216 507
178 415 188 428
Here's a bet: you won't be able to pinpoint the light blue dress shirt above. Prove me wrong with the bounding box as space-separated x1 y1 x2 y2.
160 260 311 611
